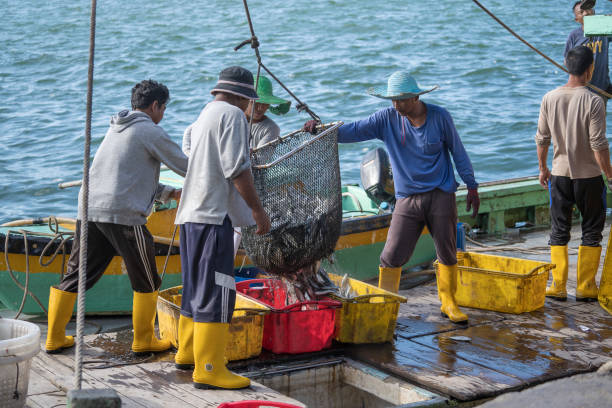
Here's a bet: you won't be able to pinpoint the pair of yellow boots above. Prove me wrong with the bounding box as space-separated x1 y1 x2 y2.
379 263 468 324
546 245 601 301
45 287 171 354
174 315 250 389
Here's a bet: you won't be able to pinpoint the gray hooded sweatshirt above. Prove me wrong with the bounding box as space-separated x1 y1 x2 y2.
78 110 188 225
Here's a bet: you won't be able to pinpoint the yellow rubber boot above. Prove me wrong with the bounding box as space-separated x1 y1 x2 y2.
436 263 468 324
45 287 77 353
131 291 172 355
576 245 601 301
193 322 250 390
175 315 195 370
546 245 568 301
599 227 612 315
378 266 402 293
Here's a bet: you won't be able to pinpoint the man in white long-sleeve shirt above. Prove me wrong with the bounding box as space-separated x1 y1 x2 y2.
45 79 188 356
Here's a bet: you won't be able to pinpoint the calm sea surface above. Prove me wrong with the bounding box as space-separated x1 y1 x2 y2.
1 0 610 223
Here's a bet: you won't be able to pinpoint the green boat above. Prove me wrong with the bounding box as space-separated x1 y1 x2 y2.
0 169 436 315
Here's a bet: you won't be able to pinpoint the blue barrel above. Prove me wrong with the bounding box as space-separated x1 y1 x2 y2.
456 222 466 252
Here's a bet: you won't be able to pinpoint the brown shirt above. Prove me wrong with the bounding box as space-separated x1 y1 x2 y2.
535 86 608 179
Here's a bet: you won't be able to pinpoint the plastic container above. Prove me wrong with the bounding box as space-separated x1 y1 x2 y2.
236 279 342 354
0 319 40 408
327 273 406 343
456 222 466 251
217 401 302 408
438 252 553 314
157 286 269 361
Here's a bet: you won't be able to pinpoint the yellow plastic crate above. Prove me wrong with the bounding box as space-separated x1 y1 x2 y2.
328 273 406 343
157 286 269 361
437 252 553 314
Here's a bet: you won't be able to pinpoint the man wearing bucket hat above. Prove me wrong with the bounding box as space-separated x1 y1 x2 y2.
174 66 271 390
182 75 290 154
306 71 479 324
182 75 290 259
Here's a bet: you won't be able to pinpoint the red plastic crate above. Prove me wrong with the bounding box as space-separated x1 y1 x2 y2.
235 279 341 354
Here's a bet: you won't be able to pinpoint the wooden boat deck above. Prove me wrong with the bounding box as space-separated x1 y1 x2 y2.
25 223 612 407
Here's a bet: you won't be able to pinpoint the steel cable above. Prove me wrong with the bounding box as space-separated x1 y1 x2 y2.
471 0 612 99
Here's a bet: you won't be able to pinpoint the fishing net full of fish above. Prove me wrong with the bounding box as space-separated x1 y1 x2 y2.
241 122 344 276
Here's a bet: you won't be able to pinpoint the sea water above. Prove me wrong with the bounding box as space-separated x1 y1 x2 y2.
0 0 609 223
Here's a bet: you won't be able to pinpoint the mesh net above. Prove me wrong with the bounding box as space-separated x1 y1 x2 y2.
241 123 343 276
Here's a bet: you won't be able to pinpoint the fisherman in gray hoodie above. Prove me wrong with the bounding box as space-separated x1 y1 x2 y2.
45 79 188 355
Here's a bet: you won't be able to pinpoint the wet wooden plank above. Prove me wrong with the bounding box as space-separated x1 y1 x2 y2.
346 339 523 401
410 320 593 384
33 350 148 407
141 360 306 407
396 283 505 339
47 352 200 408
26 391 66 408
34 333 305 408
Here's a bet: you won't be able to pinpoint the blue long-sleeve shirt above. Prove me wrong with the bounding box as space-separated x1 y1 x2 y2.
338 104 477 198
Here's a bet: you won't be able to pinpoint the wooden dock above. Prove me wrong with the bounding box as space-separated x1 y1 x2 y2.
24 223 612 407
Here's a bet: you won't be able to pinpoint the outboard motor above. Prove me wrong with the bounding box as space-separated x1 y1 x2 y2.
360 147 395 206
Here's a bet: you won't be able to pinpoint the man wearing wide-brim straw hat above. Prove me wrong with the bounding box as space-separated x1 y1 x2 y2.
305 71 480 324
174 66 271 389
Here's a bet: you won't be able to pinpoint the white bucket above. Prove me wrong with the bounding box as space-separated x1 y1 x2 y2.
0 319 40 408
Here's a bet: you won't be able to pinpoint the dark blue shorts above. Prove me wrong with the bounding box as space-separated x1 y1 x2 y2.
179 217 236 323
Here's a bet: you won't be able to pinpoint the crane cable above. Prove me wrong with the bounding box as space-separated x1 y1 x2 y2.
471 0 612 99
236 0 321 123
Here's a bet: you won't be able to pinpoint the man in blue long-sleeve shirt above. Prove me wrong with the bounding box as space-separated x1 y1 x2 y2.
306 71 479 323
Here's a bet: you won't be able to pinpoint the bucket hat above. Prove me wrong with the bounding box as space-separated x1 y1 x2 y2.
210 66 258 100
254 76 291 115
367 71 438 100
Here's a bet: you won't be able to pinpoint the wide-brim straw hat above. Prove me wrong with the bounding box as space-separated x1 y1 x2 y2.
210 66 258 100
254 76 291 115
367 71 439 100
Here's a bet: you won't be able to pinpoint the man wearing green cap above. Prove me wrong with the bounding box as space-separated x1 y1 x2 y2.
306 71 479 324
245 75 291 147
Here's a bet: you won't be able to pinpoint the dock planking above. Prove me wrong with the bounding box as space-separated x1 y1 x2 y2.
353 276 612 402
25 224 612 406
27 334 305 407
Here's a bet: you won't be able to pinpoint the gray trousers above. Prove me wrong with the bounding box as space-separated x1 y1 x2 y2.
381 189 457 268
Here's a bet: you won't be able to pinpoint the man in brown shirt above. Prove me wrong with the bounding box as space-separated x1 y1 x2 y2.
536 45 612 302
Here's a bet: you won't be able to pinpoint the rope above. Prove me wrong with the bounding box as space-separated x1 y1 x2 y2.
74 0 97 391
159 224 178 283
236 0 321 122
471 0 612 99
39 217 74 280
3 230 48 318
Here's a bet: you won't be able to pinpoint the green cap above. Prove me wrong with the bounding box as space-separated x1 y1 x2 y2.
254 76 291 115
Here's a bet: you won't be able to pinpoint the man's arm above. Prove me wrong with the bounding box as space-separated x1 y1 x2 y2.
537 144 551 188
147 128 189 177
232 169 270 235
593 148 612 180
442 111 477 189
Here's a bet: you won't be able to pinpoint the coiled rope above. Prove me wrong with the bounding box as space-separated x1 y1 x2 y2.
236 0 321 123
471 0 612 99
2 217 73 318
